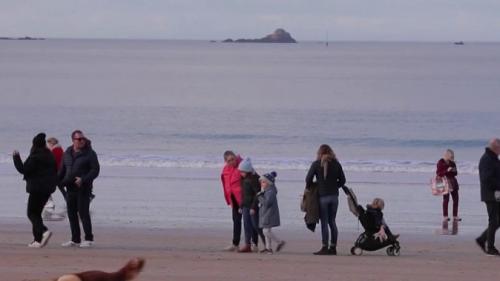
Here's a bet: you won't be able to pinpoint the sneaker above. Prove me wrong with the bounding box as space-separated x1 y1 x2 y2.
486 248 500 256
61 241 80 248
40 230 52 247
276 241 286 252
28 241 42 248
313 246 329 255
328 246 337 255
251 244 259 253
260 249 273 255
79 240 94 248
223 244 238 252
238 245 252 253
476 238 487 254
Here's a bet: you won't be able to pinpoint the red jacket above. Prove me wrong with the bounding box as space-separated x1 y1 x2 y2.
221 157 242 207
436 158 459 190
51 146 64 172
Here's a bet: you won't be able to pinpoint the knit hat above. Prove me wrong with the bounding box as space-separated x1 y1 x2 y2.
32 133 47 148
260 171 277 185
238 157 254 173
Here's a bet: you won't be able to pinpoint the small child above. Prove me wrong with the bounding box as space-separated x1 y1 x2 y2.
363 198 398 242
257 171 285 254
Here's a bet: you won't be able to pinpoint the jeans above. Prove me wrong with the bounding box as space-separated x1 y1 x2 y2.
27 193 51 242
242 207 265 246
319 195 339 247
478 201 500 250
443 189 459 217
67 188 93 243
231 195 242 246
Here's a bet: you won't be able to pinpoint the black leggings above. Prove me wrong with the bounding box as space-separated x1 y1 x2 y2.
67 189 93 243
231 195 242 246
27 193 51 242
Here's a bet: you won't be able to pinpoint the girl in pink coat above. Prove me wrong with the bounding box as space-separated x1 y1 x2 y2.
220 151 243 251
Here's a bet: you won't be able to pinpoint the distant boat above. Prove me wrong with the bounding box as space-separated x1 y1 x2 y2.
454 41 464 45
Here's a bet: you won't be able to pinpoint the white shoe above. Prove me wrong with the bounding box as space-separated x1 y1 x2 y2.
79 240 94 248
61 241 79 247
40 230 52 247
224 244 238 252
28 241 42 248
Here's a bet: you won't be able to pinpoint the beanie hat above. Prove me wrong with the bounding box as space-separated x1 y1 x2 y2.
260 171 277 185
238 157 254 173
32 133 47 148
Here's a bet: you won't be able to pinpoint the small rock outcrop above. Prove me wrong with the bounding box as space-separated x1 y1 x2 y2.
223 29 297 43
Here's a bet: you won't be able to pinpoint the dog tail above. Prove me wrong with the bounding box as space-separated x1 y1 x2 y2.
119 258 145 281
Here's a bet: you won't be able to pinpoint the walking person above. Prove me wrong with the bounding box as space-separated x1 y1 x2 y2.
257 171 285 254
59 130 100 248
238 157 265 253
436 149 461 222
476 138 500 256
220 151 243 251
47 137 66 201
12 133 58 248
306 144 346 255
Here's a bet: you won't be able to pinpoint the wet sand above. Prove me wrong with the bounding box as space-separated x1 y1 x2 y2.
1 220 498 281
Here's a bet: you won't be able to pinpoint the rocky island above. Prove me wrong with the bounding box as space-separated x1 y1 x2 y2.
222 28 297 43
0 36 45 40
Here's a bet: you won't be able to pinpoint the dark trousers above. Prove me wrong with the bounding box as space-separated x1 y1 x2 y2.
319 195 339 247
58 186 68 202
242 207 266 246
67 189 93 243
27 193 51 242
443 189 459 217
231 195 242 246
478 202 500 250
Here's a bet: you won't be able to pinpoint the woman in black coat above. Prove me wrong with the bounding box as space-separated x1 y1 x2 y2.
13 133 58 248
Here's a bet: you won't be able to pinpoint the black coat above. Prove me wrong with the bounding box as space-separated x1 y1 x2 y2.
479 148 500 202
13 148 58 195
59 144 100 191
306 159 346 197
241 173 260 209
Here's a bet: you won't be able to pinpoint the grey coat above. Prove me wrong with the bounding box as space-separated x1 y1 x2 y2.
258 184 281 228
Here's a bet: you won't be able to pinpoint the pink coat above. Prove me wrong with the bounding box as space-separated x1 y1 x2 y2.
221 157 242 207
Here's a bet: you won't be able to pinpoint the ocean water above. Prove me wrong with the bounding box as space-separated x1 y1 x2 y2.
1 40 499 234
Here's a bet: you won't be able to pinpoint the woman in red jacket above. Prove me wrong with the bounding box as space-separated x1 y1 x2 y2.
436 149 461 222
220 151 243 251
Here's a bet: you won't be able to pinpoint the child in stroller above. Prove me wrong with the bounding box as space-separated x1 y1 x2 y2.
344 187 401 256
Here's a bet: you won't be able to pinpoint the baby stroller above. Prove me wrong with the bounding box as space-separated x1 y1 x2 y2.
343 186 401 256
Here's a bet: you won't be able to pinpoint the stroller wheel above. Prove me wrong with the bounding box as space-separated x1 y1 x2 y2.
386 246 395 256
351 247 363 256
393 246 401 256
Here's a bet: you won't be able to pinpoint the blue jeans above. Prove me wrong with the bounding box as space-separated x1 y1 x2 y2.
242 207 265 246
319 195 339 247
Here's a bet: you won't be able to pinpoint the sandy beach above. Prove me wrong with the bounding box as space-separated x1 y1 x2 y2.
1 220 498 281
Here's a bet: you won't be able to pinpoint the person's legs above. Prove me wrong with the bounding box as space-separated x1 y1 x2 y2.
442 194 450 218
263 227 281 250
250 208 265 246
478 202 500 250
242 207 253 246
451 190 459 218
231 195 242 247
27 193 50 242
319 196 331 247
328 196 339 247
78 189 93 242
66 191 81 243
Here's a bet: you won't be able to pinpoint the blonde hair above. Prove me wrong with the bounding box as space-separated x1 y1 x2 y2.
371 198 385 210
47 137 59 145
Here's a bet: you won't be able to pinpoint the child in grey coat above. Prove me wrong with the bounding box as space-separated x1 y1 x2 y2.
258 171 286 254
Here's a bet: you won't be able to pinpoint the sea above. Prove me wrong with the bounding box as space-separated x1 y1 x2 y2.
1 39 499 236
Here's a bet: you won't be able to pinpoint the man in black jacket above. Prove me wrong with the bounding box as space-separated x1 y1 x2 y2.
59 130 100 248
476 138 500 256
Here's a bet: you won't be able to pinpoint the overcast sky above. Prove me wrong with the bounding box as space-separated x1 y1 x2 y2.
1 0 499 41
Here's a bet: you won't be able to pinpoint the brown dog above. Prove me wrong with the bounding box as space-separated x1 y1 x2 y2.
55 258 145 281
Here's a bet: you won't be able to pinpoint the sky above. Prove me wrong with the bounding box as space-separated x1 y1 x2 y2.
1 0 499 41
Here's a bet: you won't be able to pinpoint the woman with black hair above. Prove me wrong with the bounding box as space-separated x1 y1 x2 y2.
13 132 58 248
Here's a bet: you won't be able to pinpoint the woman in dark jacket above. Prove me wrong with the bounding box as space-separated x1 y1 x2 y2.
13 133 58 248
436 149 460 222
306 144 346 255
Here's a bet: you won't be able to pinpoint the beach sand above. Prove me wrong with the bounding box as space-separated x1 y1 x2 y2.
1 220 498 281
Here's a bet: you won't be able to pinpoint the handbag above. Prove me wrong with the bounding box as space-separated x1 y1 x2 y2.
431 176 449 196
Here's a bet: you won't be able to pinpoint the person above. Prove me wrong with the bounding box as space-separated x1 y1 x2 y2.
306 144 346 255
436 149 460 222
361 198 398 242
476 138 500 256
47 137 66 201
238 157 265 253
220 151 243 251
257 171 285 254
12 133 58 248
59 130 100 248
